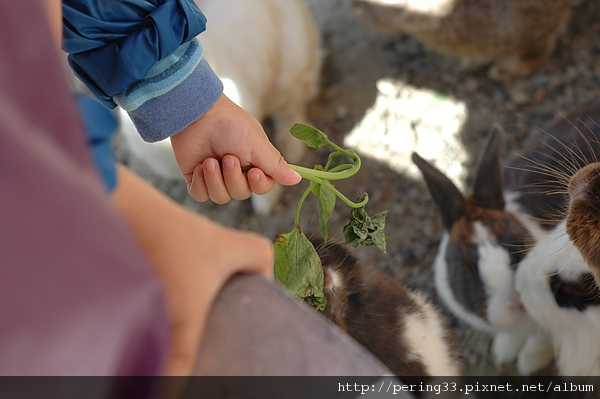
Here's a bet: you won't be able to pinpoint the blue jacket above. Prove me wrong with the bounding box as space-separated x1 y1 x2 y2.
63 0 224 142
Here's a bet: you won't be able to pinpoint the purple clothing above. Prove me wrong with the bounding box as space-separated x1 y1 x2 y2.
0 0 169 377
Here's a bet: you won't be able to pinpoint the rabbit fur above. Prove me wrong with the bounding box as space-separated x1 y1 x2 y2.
310 236 462 379
118 0 321 215
567 161 600 286
516 220 600 376
413 128 554 375
502 98 600 376
351 0 576 79
414 97 600 376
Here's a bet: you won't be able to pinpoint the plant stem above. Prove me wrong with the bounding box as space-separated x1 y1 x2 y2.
311 176 368 208
295 185 313 225
289 154 361 181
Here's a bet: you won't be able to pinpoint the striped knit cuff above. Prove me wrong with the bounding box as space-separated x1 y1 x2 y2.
115 39 223 142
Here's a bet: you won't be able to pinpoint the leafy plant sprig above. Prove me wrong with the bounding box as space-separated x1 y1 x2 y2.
274 124 388 311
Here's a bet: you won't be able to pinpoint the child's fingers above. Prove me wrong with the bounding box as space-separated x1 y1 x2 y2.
249 138 302 187
203 158 232 204
222 155 252 200
247 168 275 195
187 165 209 202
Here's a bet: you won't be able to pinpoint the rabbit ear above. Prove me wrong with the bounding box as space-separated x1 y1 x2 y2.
412 152 465 230
472 126 506 211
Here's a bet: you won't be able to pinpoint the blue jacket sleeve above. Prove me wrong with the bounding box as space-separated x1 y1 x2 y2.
62 0 207 108
62 0 224 142
76 94 119 192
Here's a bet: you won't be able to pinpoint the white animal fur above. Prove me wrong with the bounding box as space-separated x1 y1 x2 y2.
403 292 461 376
325 268 344 292
516 220 600 376
117 108 181 180
118 0 321 214
474 222 523 329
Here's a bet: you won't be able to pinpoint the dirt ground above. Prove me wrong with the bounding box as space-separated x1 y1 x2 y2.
117 0 600 376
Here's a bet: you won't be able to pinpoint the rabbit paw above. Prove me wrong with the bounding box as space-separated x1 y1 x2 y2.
492 331 526 366
516 333 554 376
251 185 284 216
459 55 491 72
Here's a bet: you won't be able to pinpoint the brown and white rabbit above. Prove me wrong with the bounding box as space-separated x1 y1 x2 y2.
310 236 462 379
412 128 554 375
491 97 600 376
118 0 322 215
351 0 575 79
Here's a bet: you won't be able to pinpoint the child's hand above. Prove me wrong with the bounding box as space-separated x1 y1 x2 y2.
170 94 301 204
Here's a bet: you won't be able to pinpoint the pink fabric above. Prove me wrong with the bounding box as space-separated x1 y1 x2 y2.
0 0 169 376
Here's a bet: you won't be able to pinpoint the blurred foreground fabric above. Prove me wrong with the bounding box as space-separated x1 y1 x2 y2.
0 0 169 377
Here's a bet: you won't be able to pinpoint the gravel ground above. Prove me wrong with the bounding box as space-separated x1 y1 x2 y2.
116 0 600 376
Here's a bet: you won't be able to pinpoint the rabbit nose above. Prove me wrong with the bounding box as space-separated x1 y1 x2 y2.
510 298 526 314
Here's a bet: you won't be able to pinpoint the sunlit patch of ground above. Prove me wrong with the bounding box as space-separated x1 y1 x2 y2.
344 78 468 190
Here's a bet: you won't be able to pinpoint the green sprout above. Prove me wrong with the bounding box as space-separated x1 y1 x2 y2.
274 124 388 311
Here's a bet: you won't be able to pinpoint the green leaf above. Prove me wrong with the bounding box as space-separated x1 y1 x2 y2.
273 234 291 284
343 194 388 253
273 226 327 311
290 123 331 149
275 124 390 312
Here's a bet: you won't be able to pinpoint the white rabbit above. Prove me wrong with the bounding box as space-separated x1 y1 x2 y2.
413 127 554 375
310 235 462 377
351 0 575 79
118 0 321 215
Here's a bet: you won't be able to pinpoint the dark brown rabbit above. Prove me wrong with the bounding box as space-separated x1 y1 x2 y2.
352 0 575 79
309 236 461 380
